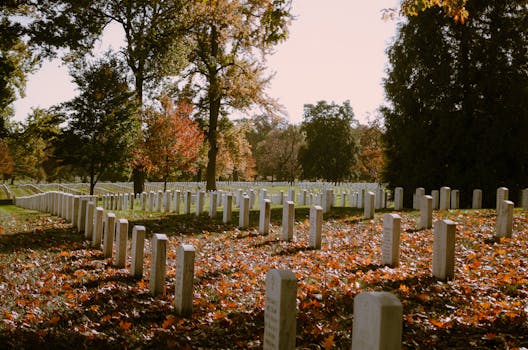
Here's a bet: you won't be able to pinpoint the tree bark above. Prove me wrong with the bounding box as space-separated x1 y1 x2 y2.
205 26 220 191
205 106 219 191
132 71 145 194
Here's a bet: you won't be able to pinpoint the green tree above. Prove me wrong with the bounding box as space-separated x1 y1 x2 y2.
0 3 36 135
382 1 528 207
300 101 359 183
29 0 191 193
5 108 61 183
244 114 289 179
216 119 256 181
182 0 293 191
256 124 303 182
401 0 468 20
57 56 138 195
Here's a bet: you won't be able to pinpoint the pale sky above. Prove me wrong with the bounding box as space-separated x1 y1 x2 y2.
12 1 400 125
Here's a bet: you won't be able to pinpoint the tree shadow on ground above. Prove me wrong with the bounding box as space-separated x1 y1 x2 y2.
0 226 83 254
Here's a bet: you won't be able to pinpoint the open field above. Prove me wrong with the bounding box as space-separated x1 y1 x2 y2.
0 204 527 349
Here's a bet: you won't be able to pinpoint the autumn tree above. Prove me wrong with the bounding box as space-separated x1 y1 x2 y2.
256 124 303 182
57 56 138 195
401 0 468 21
382 1 528 207
355 118 385 183
243 114 288 178
28 0 192 194
215 119 256 181
135 97 204 191
0 138 14 180
0 3 35 136
182 0 293 191
299 101 358 183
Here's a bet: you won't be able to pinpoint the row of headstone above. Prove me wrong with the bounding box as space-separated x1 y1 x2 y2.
401 186 528 211
14 191 97 230
255 196 324 249
264 268 403 350
382 213 457 280
89 208 197 316
14 191 198 317
383 207 516 280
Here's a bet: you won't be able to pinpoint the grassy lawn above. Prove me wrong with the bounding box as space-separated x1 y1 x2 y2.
0 204 526 349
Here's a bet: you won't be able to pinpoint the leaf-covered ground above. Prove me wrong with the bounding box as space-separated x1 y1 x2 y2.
0 205 527 349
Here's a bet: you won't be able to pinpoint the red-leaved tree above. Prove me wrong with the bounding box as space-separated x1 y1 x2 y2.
133 97 204 191
0 139 14 180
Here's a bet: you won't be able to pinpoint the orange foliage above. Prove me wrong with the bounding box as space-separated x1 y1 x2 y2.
355 123 384 182
401 0 468 22
132 97 204 182
0 139 14 176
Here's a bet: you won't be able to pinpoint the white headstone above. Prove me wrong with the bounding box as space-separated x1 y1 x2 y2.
496 187 509 211
281 201 295 241
141 192 147 211
103 213 116 258
439 186 451 210
350 192 358 208
157 191 164 212
196 191 205 216
522 188 528 210
300 189 307 206
130 225 146 278
472 189 482 209
174 244 195 317
264 269 297 350
322 189 333 213
173 190 181 214
375 188 383 210
364 191 375 219
92 207 104 248
184 191 192 214
72 196 80 227
164 191 172 213
287 188 295 203
450 190 460 209
223 194 233 224
414 188 425 210
150 233 168 296
209 192 218 219
394 187 403 211
309 205 323 249
259 199 271 235
148 191 155 212
382 213 401 267
496 200 514 238
351 292 403 350
432 220 456 281
239 195 250 227
420 195 433 229
115 218 128 268
78 198 88 233
431 190 439 210
85 201 96 240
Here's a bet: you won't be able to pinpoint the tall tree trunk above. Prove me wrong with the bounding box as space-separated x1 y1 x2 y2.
206 101 219 191
206 26 220 191
132 167 145 194
133 73 145 194
90 165 95 196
